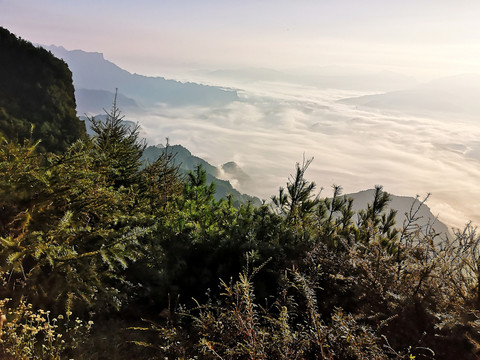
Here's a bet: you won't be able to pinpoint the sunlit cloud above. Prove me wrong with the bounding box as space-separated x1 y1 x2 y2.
128 83 480 230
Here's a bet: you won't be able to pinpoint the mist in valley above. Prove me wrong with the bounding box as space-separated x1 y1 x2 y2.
117 71 480 230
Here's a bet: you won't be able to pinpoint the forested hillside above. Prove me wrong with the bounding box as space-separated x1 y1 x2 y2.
1 27 480 360
0 27 85 153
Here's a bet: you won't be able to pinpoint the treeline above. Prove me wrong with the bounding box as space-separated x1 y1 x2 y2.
0 102 480 359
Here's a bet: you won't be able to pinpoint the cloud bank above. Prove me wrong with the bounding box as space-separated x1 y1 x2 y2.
129 83 480 230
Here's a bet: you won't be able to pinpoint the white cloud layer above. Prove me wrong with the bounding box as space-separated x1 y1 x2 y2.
126 83 480 230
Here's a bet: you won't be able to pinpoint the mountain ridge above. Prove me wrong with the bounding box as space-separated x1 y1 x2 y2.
45 45 239 110
141 144 261 206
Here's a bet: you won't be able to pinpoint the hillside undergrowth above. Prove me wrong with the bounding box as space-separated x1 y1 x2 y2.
0 103 479 359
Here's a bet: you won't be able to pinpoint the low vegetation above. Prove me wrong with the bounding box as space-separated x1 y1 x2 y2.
0 98 479 359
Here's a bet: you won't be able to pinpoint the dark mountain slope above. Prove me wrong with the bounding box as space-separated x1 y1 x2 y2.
142 144 261 206
0 27 85 152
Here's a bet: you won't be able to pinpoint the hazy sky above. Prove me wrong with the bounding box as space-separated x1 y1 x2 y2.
3 1 480 78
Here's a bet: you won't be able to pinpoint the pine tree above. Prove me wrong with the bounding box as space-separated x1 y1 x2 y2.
0 98 153 312
272 158 319 244
89 90 146 188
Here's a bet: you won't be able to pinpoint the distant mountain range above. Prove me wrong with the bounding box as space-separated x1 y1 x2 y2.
339 74 480 117
42 42 452 233
75 89 139 114
44 45 239 113
141 144 261 206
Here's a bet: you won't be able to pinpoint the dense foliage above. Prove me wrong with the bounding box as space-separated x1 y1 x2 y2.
0 27 85 153
0 102 480 359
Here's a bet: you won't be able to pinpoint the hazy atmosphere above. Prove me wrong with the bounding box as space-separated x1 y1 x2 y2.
2 0 480 228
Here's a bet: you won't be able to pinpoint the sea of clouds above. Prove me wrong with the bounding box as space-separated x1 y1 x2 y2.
130 81 480 230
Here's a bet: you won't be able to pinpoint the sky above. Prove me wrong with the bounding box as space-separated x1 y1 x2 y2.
2 1 480 228
3 1 480 78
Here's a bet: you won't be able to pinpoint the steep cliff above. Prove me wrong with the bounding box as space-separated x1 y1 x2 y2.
0 27 85 152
